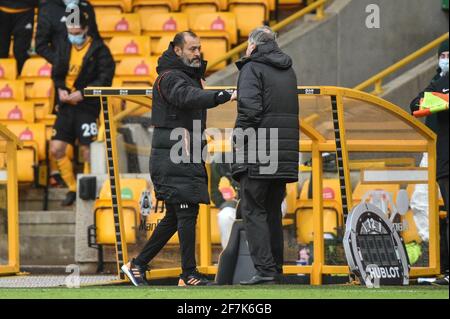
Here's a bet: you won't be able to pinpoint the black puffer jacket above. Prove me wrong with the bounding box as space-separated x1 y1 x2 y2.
0 0 38 9
232 41 299 182
52 36 115 115
410 73 449 180
36 0 99 64
150 43 224 204
232 40 299 183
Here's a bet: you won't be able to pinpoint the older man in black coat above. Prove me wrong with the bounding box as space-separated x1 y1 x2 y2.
232 26 299 285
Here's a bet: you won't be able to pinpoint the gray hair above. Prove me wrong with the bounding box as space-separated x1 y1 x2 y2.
248 26 277 46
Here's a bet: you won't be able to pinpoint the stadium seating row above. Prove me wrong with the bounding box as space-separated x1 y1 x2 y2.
91 177 433 247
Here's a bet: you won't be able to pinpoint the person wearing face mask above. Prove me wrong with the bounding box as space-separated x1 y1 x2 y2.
0 0 39 74
49 11 114 206
36 0 99 65
231 26 299 285
121 31 232 287
410 40 449 286
36 0 99 190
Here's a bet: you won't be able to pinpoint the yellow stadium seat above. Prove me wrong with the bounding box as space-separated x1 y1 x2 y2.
6 123 47 183
296 206 340 244
401 210 422 244
95 178 148 245
0 101 35 123
180 0 220 14
90 0 132 12
296 178 343 244
188 12 238 45
0 59 17 80
94 201 140 244
108 36 151 62
133 0 179 12
97 14 142 39
228 0 270 36
0 80 25 101
25 79 55 121
152 35 173 57
188 13 238 70
140 13 189 53
20 57 52 81
114 56 158 86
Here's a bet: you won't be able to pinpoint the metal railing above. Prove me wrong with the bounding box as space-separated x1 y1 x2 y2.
354 33 449 95
206 0 328 71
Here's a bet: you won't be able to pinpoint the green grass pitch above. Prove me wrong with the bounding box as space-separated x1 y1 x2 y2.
0 285 448 299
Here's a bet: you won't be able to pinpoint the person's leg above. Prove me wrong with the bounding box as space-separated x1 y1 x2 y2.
11 9 34 74
438 177 449 265
133 203 179 266
266 181 286 274
176 203 200 275
51 110 77 195
239 174 278 277
0 11 12 59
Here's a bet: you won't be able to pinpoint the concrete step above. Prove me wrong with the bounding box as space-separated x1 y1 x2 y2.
19 210 76 265
19 188 74 211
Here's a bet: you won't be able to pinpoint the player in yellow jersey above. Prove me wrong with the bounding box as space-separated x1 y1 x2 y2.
50 10 115 206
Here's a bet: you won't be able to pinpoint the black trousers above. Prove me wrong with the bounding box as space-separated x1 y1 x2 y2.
438 176 449 273
238 174 286 277
135 203 199 276
0 9 34 74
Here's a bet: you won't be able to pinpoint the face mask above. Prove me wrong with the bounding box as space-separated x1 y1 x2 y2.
63 0 79 6
68 33 86 46
439 58 449 74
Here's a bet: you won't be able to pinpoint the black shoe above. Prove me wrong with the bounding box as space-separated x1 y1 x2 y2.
62 191 76 206
240 274 277 285
432 275 449 286
178 270 211 286
121 259 149 287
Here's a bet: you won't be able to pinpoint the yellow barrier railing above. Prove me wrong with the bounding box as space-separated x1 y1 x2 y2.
206 0 328 71
85 86 440 285
355 33 449 95
0 124 22 276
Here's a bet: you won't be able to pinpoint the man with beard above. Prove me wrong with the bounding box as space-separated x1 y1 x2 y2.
121 31 232 287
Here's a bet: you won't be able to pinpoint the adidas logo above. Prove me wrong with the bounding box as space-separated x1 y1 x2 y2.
25 23 32 30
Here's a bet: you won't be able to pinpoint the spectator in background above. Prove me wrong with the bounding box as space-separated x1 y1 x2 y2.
50 10 114 206
36 0 99 65
0 0 39 74
410 40 449 286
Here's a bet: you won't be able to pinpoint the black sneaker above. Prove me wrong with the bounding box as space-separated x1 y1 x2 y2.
178 270 210 286
121 259 149 287
432 275 449 286
240 274 277 285
61 191 76 206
